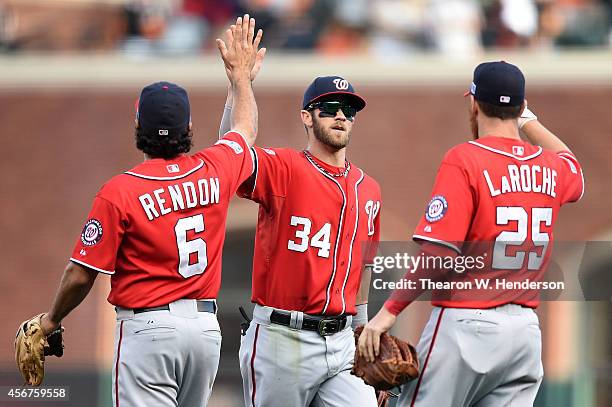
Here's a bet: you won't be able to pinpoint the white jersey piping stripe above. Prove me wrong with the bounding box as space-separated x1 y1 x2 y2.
556 154 585 202
223 129 249 149
557 151 576 159
222 130 256 173
248 146 255 175
125 160 204 180
558 155 585 202
557 155 575 169
468 141 543 161
339 169 365 315
70 258 115 275
578 164 585 201
251 147 259 194
304 153 346 315
412 235 461 254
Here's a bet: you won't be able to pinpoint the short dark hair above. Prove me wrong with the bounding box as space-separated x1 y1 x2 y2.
477 100 523 120
135 126 193 159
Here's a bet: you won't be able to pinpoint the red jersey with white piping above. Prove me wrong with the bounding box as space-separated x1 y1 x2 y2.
392 136 583 310
69 131 253 308
239 147 381 315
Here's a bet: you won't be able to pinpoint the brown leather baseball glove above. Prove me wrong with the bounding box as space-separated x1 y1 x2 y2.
15 314 64 386
352 325 419 391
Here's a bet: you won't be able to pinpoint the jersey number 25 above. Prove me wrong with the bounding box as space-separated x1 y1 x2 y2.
493 207 552 271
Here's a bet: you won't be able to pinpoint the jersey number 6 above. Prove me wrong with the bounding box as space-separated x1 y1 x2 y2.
175 214 208 278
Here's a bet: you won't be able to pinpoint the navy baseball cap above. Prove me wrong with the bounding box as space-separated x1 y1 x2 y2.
137 81 190 134
302 76 366 111
465 61 525 107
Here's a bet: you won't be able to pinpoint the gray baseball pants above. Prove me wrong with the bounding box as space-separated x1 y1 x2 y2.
239 304 377 407
399 304 543 407
112 299 222 407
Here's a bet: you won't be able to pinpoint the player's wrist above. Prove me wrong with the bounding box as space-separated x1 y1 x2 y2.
231 72 251 85
383 300 405 317
352 303 368 329
41 313 61 336
518 107 538 129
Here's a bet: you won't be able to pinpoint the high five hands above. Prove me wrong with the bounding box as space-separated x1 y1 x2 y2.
217 14 266 83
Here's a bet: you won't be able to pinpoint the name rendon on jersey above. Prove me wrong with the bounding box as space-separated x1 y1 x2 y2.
138 177 221 220
483 164 557 198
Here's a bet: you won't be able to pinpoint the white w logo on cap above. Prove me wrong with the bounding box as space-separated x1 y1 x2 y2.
333 78 349 90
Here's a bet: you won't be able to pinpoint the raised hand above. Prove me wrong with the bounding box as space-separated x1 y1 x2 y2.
217 14 264 84
222 25 266 82
250 47 267 82
215 14 263 146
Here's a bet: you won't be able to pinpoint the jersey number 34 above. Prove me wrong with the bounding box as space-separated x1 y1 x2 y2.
288 216 332 258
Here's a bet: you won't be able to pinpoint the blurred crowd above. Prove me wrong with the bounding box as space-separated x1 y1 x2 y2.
1 0 612 56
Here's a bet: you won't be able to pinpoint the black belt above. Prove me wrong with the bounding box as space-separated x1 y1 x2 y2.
131 300 216 314
270 310 347 336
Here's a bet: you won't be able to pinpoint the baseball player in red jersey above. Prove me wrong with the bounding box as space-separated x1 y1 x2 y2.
359 61 584 406
220 76 381 406
18 15 263 406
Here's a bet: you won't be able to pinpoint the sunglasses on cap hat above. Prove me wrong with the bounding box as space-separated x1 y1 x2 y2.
307 101 358 121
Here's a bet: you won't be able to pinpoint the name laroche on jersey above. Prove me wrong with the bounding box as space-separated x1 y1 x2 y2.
484 164 557 198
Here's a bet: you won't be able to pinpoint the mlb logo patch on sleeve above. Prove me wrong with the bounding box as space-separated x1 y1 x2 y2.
425 195 448 223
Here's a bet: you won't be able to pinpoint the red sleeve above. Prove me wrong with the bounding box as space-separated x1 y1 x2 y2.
237 146 292 207
70 195 125 275
384 242 458 315
194 131 254 195
412 151 475 253
363 195 381 267
556 151 584 204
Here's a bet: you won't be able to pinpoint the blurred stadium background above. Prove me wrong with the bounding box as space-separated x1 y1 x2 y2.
1 0 611 406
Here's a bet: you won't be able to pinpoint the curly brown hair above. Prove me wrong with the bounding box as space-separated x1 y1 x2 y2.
135 126 193 159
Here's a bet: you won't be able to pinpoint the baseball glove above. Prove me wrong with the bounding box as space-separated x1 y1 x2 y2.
352 326 419 391
15 314 64 386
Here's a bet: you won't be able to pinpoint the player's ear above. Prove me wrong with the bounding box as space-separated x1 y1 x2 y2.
135 119 140 129
300 110 313 128
470 96 478 117
188 121 193 131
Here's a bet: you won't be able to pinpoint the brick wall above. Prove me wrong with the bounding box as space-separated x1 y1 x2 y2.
1 84 609 368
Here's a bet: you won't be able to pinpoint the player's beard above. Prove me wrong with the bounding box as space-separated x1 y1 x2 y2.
312 115 351 150
470 109 479 140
